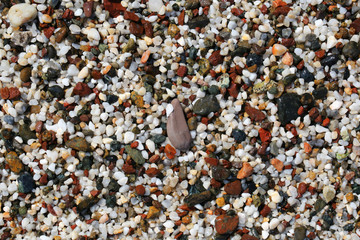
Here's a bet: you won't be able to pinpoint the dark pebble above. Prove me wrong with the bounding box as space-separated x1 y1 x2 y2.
110 140 121 151
232 129 246 142
3 115 14 125
18 172 36 193
298 68 314 82
184 190 214 207
107 94 119 104
312 86 328 100
342 41 360 60
48 85 65 99
277 93 301 125
46 45 57 59
188 15 210 29
193 95 220 116
212 166 230 181
46 68 61 81
321 55 339 67
152 134 166 144
246 53 262 67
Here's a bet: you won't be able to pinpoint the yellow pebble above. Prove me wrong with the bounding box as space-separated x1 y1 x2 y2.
346 192 354 202
216 197 225 207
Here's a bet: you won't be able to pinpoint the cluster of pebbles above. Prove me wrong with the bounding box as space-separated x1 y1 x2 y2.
1 0 360 239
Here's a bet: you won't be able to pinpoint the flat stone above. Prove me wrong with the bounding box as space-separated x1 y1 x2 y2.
167 99 192 151
193 95 220 116
125 145 145 165
215 214 239 235
184 190 213 207
245 103 266 122
277 93 301 125
188 15 210 29
323 186 336 203
294 226 307 240
18 172 35 193
65 137 91 151
224 180 242 195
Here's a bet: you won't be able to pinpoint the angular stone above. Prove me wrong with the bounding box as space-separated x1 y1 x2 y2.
167 99 192 151
65 137 91 151
11 31 32 47
19 124 36 142
237 162 253 179
83 1 93 18
18 172 35 193
245 103 266 122
184 190 213 207
224 180 242 195
193 95 220 116
277 93 301 125
188 15 209 29
323 186 336 203
6 151 24 174
212 166 230 181
125 145 145 165
294 226 307 240
215 214 239 235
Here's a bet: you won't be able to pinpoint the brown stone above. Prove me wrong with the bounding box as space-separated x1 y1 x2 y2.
20 67 31 82
35 121 43 133
6 152 24 174
167 99 192 151
228 83 239 98
345 171 355 181
124 11 140 22
350 18 360 34
224 180 242 195
273 6 291 16
145 168 160 177
178 10 185 25
143 21 153 38
270 158 284 172
177 65 187 77
215 214 239 234
147 206 161 219
245 103 266 122
83 1 93 18
55 27 68 43
208 50 223 66
0 87 9 99
9 87 21 100
135 185 145 196
73 82 92 97
242 234 259 240
237 162 253 179
260 205 271 217
103 0 126 18
129 22 144 37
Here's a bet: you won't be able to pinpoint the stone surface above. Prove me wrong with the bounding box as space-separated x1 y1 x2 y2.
323 185 336 203
277 93 301 125
20 67 31 82
184 190 213 207
224 180 242 195
212 166 230 181
6 151 24 174
18 172 35 193
8 3 37 27
65 137 91 151
294 226 307 240
147 206 161 219
125 145 145 165
73 82 92 97
188 15 210 29
19 124 36 142
193 95 220 116
11 31 32 47
167 99 192 151
245 103 266 122
215 214 239 235
237 162 253 179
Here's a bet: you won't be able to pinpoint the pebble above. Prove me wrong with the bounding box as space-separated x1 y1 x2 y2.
167 99 192 151
277 93 301 125
18 172 35 193
6 152 24 174
8 4 37 27
237 162 253 179
125 145 145 165
215 214 239 235
323 186 336 203
65 137 91 151
224 180 242 195
20 67 31 82
193 95 220 116
148 0 164 12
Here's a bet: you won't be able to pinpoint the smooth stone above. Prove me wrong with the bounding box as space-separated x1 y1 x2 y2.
167 99 192 151
18 172 35 193
342 41 360 59
124 145 145 165
323 186 336 203
294 226 307 240
277 93 301 125
184 190 213 207
148 0 164 12
48 85 65 99
232 129 246 142
193 95 220 116
20 67 32 82
8 3 37 27
188 15 210 29
65 137 91 151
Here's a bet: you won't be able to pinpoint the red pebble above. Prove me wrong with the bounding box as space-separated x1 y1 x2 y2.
177 65 187 77
258 128 271 143
135 185 145 196
73 82 92 97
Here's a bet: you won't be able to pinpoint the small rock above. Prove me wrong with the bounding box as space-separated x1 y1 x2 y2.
6 152 24 174
8 3 37 27
321 55 339 67
188 15 210 29
272 44 287 56
312 86 328 100
277 93 301 125
197 58 211 75
212 166 230 181
232 129 246 142
185 0 200 9
245 103 266 122
135 185 145 196
350 18 360 34
129 22 144 37
208 50 223 66
237 162 253 179
73 82 92 97
19 124 36 142
168 24 180 38
215 214 239 235
65 137 91 151
342 41 360 59
18 172 35 193
54 27 68 43
48 85 65 99
187 116 197 131
193 95 220 116
167 99 192 151
298 67 314 82
147 206 161 219
20 67 31 82
270 158 284 172
294 226 307 240
83 1 93 18
224 180 242 195
125 145 145 165
323 185 336 203
184 190 213 207
11 31 32 47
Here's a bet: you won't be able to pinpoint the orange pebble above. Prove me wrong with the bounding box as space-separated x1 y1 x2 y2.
282 52 293 65
272 0 287 8
322 118 330 127
140 50 151 64
165 144 176 159
272 44 287 56
304 142 312 153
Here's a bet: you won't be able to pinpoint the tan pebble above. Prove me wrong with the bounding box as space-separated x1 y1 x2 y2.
282 52 293 65
99 214 109 223
272 44 287 56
